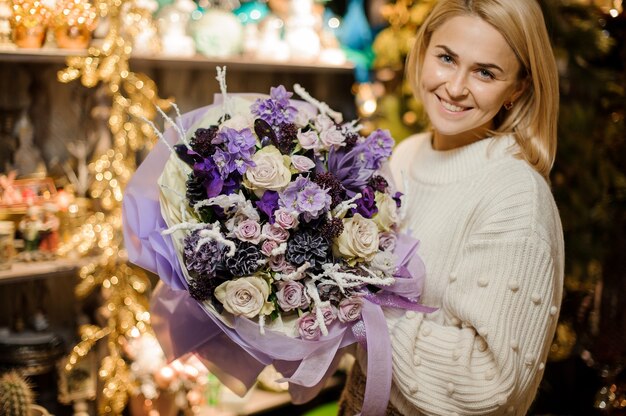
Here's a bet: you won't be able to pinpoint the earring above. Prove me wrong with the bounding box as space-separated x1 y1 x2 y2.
504 101 514 110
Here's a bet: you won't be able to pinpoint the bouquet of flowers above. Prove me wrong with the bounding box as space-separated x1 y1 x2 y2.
123 69 433 415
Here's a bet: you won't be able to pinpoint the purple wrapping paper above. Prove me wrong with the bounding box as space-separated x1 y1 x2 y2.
122 95 433 415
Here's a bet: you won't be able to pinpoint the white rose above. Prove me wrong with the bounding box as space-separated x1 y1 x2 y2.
297 130 321 151
220 113 253 132
333 214 380 263
214 276 274 318
243 145 292 196
319 127 346 148
291 155 316 172
373 192 399 232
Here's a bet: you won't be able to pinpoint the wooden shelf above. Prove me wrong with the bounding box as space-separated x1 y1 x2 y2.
0 257 91 285
0 47 355 74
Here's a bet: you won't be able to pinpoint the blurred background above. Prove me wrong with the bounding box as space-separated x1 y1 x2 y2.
0 0 623 414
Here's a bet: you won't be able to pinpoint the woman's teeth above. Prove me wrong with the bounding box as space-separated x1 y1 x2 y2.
440 99 466 112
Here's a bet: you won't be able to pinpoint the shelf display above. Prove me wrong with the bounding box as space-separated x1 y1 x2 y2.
9 0 50 49
51 0 98 50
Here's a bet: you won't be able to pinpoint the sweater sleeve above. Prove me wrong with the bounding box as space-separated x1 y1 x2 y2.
389 176 564 415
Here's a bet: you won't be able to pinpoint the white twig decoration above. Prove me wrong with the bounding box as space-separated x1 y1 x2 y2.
293 84 343 124
216 66 231 116
332 193 362 218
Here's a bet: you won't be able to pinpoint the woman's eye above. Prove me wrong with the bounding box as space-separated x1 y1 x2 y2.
478 69 495 80
438 54 453 64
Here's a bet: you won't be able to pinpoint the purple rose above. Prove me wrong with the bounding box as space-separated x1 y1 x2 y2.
276 281 310 312
378 231 397 252
298 312 321 340
352 186 378 218
274 208 299 230
337 297 363 323
261 240 278 256
269 254 294 273
234 219 261 244
262 223 290 243
319 304 337 326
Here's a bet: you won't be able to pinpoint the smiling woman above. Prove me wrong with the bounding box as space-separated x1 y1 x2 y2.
338 0 564 415
419 15 527 150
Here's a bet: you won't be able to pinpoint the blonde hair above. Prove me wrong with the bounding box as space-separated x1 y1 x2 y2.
406 0 559 179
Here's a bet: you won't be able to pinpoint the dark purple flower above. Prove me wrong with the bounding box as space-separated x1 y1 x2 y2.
175 144 202 166
393 191 403 208
256 191 279 222
194 158 223 198
326 145 376 197
352 186 378 218
212 148 233 179
368 175 389 193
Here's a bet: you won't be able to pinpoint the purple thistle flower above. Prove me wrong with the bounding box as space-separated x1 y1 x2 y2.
352 186 378 218
326 145 376 197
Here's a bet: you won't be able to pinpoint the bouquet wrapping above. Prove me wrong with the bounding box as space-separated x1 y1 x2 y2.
123 79 434 415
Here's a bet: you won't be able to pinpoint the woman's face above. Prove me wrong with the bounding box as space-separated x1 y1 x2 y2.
419 15 526 150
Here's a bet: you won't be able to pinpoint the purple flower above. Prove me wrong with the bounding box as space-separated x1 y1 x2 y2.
194 158 223 198
319 304 337 326
218 127 257 158
362 129 394 169
276 281 310 312
297 186 331 222
298 312 321 340
251 85 298 125
270 85 293 106
326 145 376 197
378 231 397 251
337 297 363 323
393 191 403 208
279 176 331 221
352 186 378 218
278 176 311 211
212 148 233 179
255 191 279 222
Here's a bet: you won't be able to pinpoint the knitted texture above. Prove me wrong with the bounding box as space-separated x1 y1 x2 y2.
346 133 564 416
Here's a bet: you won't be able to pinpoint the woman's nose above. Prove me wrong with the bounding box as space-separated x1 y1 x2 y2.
445 72 469 98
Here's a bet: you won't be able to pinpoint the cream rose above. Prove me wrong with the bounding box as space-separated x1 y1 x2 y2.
373 192 399 232
333 214 380 262
214 276 274 318
243 145 292 196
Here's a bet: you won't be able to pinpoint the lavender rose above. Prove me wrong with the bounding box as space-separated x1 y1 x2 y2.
291 155 316 173
274 208 299 230
320 128 346 148
378 231 397 252
297 130 321 151
261 240 279 256
337 297 363 323
319 304 337 326
298 312 321 340
214 276 274 318
234 219 262 244
262 223 290 243
276 281 310 311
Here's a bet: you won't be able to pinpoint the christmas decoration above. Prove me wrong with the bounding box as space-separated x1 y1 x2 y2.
57 0 170 413
9 0 50 48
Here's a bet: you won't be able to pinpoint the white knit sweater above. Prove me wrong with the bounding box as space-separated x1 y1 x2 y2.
377 132 564 416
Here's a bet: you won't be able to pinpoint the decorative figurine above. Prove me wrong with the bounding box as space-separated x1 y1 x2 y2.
19 205 42 254
39 202 59 254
